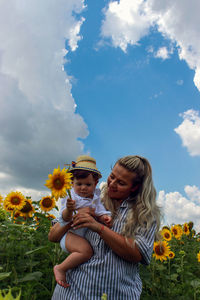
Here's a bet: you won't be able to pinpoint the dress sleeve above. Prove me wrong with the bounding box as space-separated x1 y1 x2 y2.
134 221 157 265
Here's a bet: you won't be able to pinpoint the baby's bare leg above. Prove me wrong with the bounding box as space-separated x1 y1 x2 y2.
53 232 93 288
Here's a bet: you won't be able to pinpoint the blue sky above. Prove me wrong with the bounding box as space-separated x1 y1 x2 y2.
66 1 200 192
0 0 200 229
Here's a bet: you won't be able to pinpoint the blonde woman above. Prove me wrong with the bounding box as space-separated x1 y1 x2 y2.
50 155 161 300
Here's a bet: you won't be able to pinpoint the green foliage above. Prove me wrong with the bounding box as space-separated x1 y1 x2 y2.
1 199 200 299
0 212 66 300
0 288 21 300
141 230 200 299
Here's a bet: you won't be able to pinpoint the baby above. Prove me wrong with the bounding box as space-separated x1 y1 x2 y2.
53 155 111 288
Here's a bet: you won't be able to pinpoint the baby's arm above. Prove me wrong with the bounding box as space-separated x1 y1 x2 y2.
62 198 76 222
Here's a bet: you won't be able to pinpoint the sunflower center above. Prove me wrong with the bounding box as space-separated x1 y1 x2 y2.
11 197 21 205
20 201 32 213
155 244 164 255
173 229 177 235
42 198 52 208
53 178 64 190
165 233 170 239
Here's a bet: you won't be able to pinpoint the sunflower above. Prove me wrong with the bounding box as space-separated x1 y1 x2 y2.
40 196 56 212
4 191 26 211
168 251 175 259
19 199 35 218
197 251 200 263
47 213 56 220
183 223 190 235
3 201 14 213
45 166 72 200
0 194 3 205
153 240 170 262
161 228 172 241
171 225 183 240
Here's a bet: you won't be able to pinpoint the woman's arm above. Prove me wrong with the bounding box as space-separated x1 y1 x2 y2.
49 207 96 242
48 222 72 242
73 213 142 263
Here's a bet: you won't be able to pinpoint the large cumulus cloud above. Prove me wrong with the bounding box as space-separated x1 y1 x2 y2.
158 185 200 231
0 0 88 194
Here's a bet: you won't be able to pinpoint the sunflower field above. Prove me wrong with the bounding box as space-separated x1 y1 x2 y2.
0 167 200 299
140 223 200 300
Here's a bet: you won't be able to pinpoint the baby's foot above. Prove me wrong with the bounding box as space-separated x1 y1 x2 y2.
53 265 70 288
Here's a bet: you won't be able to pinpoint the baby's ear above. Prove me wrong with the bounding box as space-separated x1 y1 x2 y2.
95 180 99 186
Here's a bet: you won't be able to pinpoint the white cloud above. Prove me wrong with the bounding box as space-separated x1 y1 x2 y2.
184 185 200 204
155 47 170 60
101 0 200 91
174 109 200 156
101 0 153 52
0 0 88 193
158 185 200 232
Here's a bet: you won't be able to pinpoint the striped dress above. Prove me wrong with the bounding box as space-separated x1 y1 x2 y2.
52 199 156 300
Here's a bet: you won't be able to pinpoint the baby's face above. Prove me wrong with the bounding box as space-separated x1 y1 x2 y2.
73 174 97 199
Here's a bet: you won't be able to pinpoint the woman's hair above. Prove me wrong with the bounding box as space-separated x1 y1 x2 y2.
71 169 99 182
101 155 161 240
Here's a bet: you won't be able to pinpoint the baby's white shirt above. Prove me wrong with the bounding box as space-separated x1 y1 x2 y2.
59 187 111 227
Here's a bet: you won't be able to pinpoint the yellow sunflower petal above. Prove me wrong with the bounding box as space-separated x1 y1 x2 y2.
0 194 4 205
183 223 190 235
197 251 200 263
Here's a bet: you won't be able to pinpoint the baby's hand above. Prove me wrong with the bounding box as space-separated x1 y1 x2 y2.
99 215 112 228
67 198 76 212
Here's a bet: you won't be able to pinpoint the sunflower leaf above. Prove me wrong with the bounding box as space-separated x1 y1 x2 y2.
190 279 200 288
25 246 47 255
0 288 21 300
0 272 11 281
18 271 42 282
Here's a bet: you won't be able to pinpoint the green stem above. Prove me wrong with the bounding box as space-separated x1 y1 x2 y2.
168 259 170 276
67 189 71 199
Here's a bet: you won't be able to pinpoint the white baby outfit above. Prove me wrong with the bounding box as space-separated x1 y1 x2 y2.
58 188 111 253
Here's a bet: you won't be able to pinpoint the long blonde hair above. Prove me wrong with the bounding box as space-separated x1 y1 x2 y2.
101 155 161 241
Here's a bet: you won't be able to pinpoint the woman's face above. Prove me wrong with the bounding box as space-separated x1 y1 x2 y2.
107 163 138 201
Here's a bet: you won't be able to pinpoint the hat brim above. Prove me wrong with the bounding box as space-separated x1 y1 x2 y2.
70 166 102 178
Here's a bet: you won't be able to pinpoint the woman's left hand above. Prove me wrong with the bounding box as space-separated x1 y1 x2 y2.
72 212 101 233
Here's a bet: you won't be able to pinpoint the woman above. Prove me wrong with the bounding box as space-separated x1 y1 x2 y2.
50 155 161 300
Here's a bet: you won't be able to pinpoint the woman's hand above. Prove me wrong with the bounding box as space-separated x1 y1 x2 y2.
72 212 101 233
78 206 96 216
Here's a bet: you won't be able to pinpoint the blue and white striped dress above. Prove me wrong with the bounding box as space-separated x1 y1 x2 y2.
52 199 156 300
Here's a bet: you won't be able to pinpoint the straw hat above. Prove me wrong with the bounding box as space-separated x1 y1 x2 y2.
69 155 102 178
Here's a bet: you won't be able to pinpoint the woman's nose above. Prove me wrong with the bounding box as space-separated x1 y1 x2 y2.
110 179 117 188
